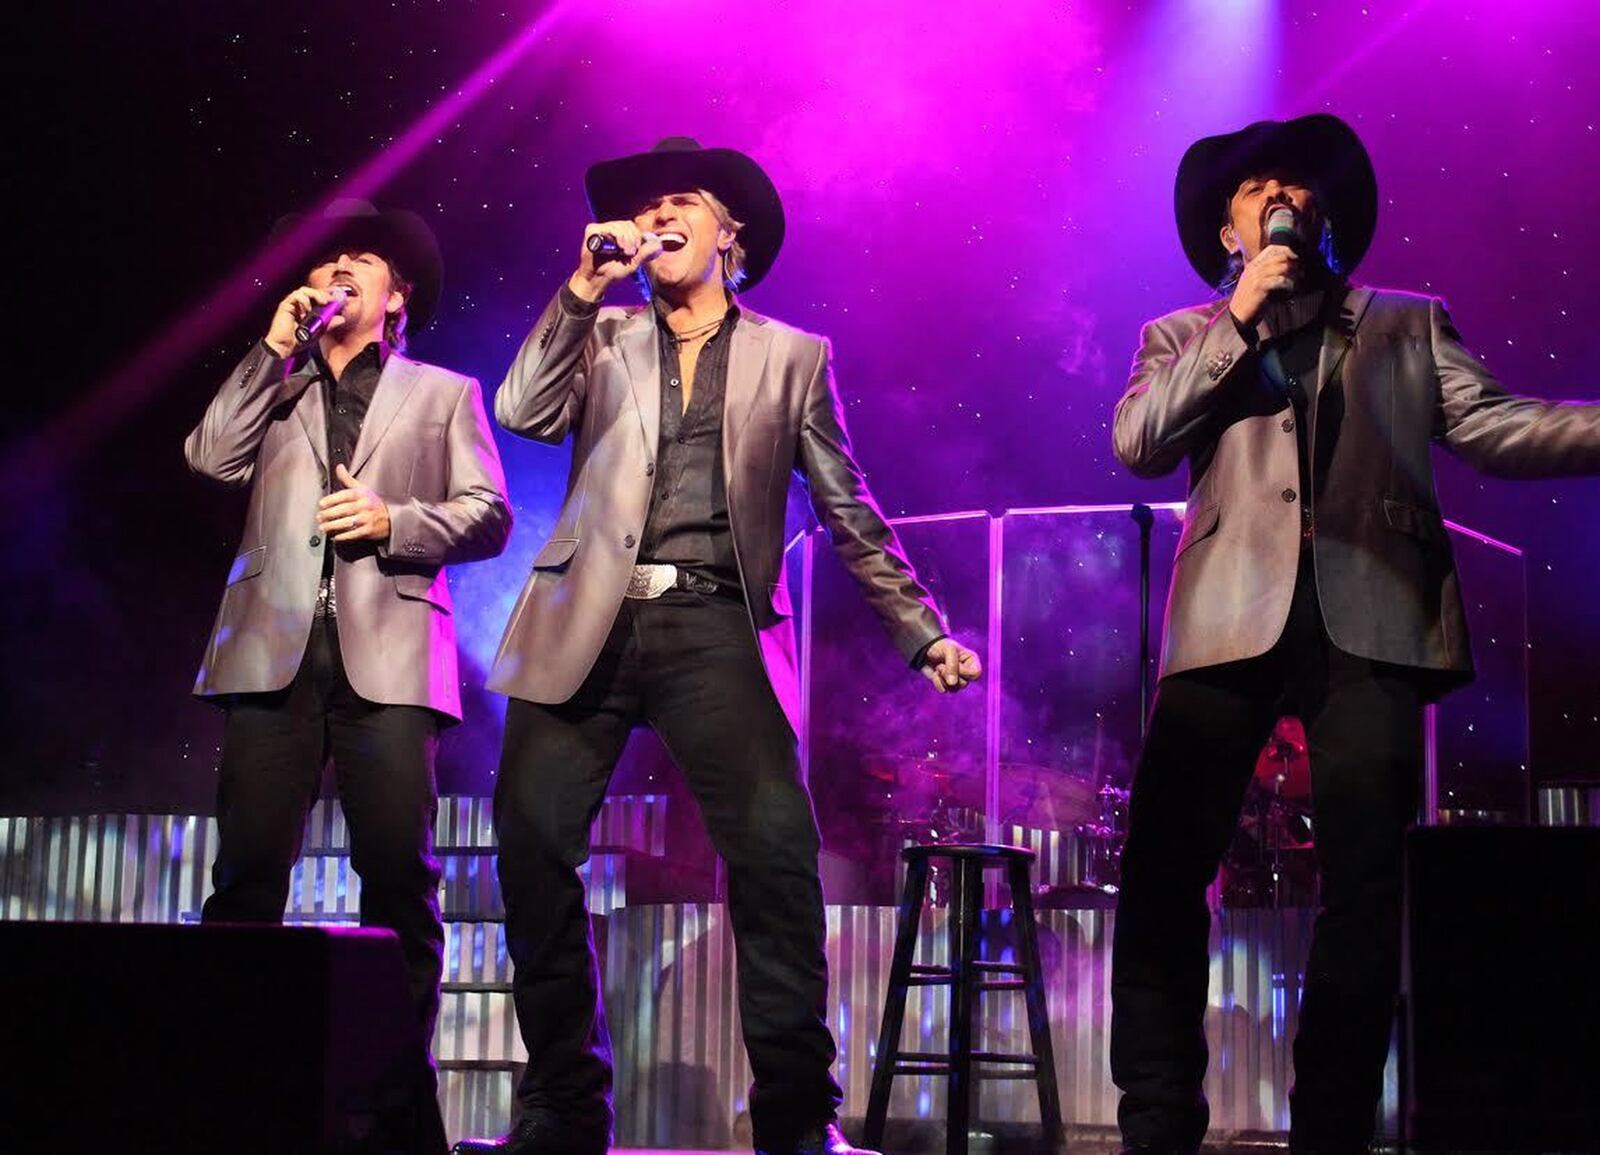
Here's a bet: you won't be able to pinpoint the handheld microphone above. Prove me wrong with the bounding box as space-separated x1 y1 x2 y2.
294 285 351 346
1265 205 1301 251
585 231 686 266
587 231 654 266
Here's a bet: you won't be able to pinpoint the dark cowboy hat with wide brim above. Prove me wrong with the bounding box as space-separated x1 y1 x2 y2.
585 137 785 291
272 198 444 331
1175 113 1378 288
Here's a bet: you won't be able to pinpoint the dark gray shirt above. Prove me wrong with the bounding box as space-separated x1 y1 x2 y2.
639 294 741 591
556 286 742 592
1238 283 1347 547
308 340 386 602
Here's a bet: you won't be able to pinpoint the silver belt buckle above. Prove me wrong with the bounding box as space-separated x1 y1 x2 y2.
625 563 677 600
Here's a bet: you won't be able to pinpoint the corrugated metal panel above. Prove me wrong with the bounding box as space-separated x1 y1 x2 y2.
2 806 1398 1144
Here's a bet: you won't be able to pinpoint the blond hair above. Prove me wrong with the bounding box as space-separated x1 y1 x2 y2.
698 188 748 291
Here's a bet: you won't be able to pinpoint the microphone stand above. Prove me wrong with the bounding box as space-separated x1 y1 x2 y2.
1130 503 1155 739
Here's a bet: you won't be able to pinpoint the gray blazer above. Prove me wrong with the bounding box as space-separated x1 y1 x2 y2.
186 344 512 720
487 290 947 733
1114 286 1600 686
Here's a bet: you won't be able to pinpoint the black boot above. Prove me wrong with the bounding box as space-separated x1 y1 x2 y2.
450 1113 608 1155
755 1121 883 1155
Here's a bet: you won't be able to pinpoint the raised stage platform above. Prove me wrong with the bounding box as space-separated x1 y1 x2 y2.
1 797 1388 1149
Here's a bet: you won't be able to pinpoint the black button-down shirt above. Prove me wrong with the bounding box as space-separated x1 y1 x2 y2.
639 295 742 591
1246 284 1346 546
312 341 387 589
321 340 386 476
555 286 742 593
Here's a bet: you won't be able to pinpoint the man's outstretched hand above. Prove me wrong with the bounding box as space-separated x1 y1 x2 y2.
921 638 983 694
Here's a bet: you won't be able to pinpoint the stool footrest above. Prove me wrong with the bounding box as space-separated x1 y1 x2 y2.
971 961 1026 974
890 1050 1040 1067
906 975 953 987
971 1051 1040 1065
977 979 1029 991
908 964 949 976
893 1062 952 1076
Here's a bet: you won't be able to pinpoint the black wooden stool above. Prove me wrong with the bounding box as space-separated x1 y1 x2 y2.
863 843 1065 1155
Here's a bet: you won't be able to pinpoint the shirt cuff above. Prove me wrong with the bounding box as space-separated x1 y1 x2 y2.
1229 311 1259 348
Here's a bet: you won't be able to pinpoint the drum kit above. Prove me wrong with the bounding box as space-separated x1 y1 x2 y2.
866 717 1319 908
1067 716 1320 907
1219 717 1318 908
1074 783 1130 894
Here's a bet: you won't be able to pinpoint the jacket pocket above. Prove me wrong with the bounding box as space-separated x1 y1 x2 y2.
1175 502 1220 557
769 582 793 619
532 536 580 572
1382 498 1446 544
226 546 266 585
394 570 452 614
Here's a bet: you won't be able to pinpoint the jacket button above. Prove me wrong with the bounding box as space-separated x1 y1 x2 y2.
645 462 656 476
1281 489 1297 503
309 534 322 547
624 534 636 548
1281 417 1295 433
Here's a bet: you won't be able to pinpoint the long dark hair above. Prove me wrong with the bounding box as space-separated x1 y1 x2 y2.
383 260 414 352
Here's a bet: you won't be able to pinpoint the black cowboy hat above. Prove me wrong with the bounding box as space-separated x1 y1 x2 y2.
272 198 444 331
584 137 785 291
1174 113 1378 288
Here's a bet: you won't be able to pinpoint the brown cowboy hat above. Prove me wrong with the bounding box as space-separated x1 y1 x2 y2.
584 137 785 291
271 198 444 331
1174 113 1378 288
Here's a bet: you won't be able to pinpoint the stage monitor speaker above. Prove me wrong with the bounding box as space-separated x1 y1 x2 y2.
1404 826 1600 1152
0 922 446 1154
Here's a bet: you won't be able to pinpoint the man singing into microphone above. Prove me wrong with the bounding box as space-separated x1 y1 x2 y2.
455 138 980 1155
1109 114 1600 1155
185 200 511 1113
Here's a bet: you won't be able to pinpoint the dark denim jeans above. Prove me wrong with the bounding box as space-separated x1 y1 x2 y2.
494 592 841 1145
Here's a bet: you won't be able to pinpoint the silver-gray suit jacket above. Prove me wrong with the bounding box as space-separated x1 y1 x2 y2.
186 344 512 720
487 289 948 733
1113 285 1600 688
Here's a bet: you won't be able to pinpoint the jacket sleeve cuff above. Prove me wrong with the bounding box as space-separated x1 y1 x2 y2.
558 284 602 319
909 634 949 669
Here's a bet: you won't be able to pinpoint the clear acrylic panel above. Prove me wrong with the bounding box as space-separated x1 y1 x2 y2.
1432 524 1529 821
799 513 992 904
997 505 1183 888
792 504 1530 904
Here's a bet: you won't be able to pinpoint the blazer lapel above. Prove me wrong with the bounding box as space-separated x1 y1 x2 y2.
350 356 424 475
616 309 662 459
723 313 774 473
292 365 328 470
1314 284 1375 399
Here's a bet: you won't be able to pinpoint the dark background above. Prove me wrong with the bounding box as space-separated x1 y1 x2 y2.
5 0 1596 814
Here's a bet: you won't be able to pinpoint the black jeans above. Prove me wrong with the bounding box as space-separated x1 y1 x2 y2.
202 616 446 1045
494 592 840 1144
1111 562 1422 1154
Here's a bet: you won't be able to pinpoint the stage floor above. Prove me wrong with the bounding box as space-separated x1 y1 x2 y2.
606 1133 1308 1154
